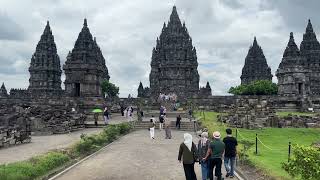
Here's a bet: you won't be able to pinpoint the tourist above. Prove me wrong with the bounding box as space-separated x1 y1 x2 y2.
203 131 225 180
188 109 193 121
178 133 198 180
198 132 210 180
176 114 181 129
94 113 99 126
159 115 164 130
223 128 238 178
103 107 109 125
120 106 125 116
163 107 167 116
165 121 171 139
149 118 155 140
160 106 164 115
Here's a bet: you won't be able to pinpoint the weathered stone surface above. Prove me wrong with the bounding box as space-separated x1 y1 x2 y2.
63 19 109 97
241 37 273 85
148 6 200 100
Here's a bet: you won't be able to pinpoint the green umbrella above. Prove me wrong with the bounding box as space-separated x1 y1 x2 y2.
92 108 103 113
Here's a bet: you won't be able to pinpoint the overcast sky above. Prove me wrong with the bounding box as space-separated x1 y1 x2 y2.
0 0 319 97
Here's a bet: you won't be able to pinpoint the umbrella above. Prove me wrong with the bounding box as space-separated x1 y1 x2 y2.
92 108 103 113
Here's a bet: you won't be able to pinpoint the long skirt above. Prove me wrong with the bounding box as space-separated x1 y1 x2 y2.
165 127 171 139
150 127 155 139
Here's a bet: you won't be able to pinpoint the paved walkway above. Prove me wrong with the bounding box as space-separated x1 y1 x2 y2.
0 128 103 164
57 130 235 180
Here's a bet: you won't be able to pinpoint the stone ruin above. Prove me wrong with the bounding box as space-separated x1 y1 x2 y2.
0 104 86 136
220 98 277 129
219 97 320 129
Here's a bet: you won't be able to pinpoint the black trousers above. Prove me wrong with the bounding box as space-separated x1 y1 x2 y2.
183 163 197 180
176 121 181 129
208 158 222 180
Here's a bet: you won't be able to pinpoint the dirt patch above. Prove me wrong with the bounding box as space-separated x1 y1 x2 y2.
237 163 275 180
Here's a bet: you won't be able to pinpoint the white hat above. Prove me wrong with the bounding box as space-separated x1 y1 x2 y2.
213 131 221 139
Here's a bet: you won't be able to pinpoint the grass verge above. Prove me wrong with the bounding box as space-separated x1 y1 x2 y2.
196 112 320 180
0 122 133 180
276 111 315 117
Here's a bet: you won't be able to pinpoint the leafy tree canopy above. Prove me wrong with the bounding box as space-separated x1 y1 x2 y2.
228 80 278 95
101 80 119 98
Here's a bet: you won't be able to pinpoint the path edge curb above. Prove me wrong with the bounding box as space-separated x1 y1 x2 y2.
48 132 132 180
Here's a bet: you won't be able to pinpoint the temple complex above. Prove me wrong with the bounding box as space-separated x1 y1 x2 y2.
240 37 273 85
28 21 62 92
148 6 200 99
63 19 110 97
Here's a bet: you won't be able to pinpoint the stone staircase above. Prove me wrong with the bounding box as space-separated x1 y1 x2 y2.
133 121 199 131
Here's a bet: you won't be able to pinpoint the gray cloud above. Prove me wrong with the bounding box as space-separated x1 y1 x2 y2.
0 13 25 40
0 0 318 96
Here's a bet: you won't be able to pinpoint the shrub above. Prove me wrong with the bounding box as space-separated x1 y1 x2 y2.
229 80 278 95
282 145 320 180
0 152 69 180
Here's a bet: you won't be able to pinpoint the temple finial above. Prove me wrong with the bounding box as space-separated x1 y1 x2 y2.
84 18 88 27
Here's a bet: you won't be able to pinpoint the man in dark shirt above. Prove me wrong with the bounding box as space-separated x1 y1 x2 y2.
223 128 238 178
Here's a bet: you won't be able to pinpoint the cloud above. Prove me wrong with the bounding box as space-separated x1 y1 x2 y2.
0 13 25 40
0 0 318 97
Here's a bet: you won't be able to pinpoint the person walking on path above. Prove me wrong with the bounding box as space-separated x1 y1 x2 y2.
203 131 225 180
149 118 155 140
94 113 99 126
103 107 109 125
178 133 198 180
198 132 210 180
176 114 181 129
159 115 164 130
165 121 172 139
223 128 238 178
120 106 125 116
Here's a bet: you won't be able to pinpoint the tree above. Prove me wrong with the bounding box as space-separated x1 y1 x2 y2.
228 80 278 95
282 145 320 180
101 80 119 98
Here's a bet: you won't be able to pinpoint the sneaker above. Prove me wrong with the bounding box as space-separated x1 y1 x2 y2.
225 173 230 178
229 175 234 178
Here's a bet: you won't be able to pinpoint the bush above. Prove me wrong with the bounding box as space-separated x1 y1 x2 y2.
229 80 278 95
101 80 119 98
73 123 132 155
0 152 69 180
282 145 320 180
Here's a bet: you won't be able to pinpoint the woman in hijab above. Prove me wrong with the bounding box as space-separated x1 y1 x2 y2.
178 133 198 180
198 132 210 180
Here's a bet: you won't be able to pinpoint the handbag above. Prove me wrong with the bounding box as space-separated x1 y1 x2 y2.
192 144 199 162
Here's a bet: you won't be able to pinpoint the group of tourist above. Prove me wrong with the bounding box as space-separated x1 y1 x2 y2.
158 92 178 102
148 116 172 140
178 129 238 180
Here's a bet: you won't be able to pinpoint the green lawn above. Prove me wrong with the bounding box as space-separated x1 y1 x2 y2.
276 111 315 117
196 112 320 180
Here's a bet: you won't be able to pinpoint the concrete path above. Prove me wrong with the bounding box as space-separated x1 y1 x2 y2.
56 130 235 180
0 128 103 164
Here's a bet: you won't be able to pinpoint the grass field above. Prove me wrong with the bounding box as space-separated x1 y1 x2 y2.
196 112 320 180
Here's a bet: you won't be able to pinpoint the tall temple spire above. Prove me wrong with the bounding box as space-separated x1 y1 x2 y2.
241 37 272 85
149 6 200 98
0 82 8 97
283 32 300 58
300 19 320 52
63 18 110 97
28 21 62 91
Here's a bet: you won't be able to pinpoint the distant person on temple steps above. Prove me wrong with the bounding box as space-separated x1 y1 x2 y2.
149 118 155 140
94 113 98 126
159 115 164 130
120 106 125 116
176 114 181 129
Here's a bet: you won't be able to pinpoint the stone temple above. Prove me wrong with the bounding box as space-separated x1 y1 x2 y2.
240 37 273 85
276 19 320 96
145 6 211 100
64 19 110 97
28 21 62 93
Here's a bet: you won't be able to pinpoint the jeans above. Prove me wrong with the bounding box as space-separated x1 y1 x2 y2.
224 156 236 176
208 158 222 180
200 160 209 180
183 163 197 180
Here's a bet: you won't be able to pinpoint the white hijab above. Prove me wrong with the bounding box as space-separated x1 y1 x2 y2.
183 133 193 151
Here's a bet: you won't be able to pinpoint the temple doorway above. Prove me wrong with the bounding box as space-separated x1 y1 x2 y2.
298 83 303 95
75 83 80 97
